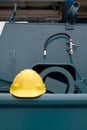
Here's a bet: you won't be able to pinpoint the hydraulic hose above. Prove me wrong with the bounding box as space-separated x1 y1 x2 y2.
43 32 72 56
69 53 87 80
43 32 81 79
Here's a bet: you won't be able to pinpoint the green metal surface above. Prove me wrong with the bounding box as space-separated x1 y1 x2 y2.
0 94 87 130
0 23 87 78
0 22 87 129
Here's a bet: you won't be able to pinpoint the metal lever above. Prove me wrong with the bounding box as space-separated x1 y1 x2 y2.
9 3 17 22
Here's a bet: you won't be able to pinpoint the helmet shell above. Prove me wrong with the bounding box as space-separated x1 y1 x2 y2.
10 69 46 98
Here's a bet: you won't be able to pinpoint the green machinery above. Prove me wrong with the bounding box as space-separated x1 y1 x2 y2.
0 0 87 130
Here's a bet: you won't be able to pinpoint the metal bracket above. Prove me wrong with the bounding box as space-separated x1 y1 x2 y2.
65 1 80 30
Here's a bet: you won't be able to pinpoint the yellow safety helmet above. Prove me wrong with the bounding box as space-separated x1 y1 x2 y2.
10 69 46 98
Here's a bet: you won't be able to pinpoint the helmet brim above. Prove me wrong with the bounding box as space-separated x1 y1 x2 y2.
10 89 46 98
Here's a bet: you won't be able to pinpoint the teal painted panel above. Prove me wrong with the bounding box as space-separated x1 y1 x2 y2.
1 107 87 130
0 94 87 130
0 23 87 78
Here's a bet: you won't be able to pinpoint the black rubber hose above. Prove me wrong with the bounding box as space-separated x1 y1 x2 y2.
44 32 71 51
